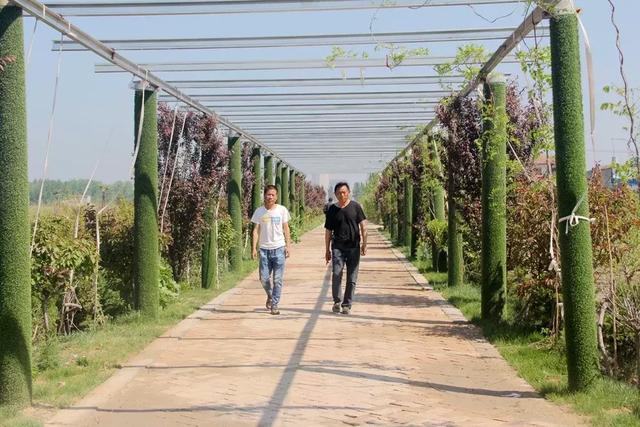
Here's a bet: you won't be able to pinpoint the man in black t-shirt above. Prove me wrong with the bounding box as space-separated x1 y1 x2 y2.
324 182 367 315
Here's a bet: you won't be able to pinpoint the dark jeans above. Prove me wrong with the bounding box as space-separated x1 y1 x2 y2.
331 247 361 308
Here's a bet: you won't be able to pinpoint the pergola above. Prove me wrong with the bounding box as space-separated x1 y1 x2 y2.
2 0 601 408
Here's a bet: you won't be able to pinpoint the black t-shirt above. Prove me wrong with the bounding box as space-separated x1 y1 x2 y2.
324 201 366 249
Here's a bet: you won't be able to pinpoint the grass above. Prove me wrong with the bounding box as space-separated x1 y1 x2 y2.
431 277 640 427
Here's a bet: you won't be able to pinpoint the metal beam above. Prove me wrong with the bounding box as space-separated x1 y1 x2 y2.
163 76 466 89
44 0 524 17
11 0 298 172
96 55 521 73
159 90 452 103
54 26 547 51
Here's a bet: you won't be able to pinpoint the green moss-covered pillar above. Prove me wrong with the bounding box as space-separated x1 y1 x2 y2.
481 74 508 323
289 170 297 217
396 178 404 245
281 165 290 210
299 176 306 215
410 174 420 259
404 176 413 250
227 133 243 271
429 136 447 271
251 147 262 214
275 162 282 204
390 176 399 242
133 82 159 318
201 197 218 289
264 155 274 185
0 2 32 408
447 165 464 287
549 1 598 391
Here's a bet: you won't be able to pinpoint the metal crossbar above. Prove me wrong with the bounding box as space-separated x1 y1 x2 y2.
158 90 453 102
53 26 547 51
95 55 521 73
44 0 523 16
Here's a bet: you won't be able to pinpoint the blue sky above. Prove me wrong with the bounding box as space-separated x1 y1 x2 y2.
22 0 640 184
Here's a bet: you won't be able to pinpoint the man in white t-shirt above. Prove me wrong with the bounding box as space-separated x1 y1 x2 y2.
251 185 292 315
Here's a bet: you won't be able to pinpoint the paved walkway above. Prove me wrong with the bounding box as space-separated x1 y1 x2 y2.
48 226 582 427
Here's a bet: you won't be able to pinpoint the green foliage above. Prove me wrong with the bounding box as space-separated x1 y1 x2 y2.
227 136 243 271
159 260 179 307
31 215 96 332
434 43 488 82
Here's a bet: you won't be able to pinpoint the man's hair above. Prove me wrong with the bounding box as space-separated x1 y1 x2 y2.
334 182 350 193
264 184 278 195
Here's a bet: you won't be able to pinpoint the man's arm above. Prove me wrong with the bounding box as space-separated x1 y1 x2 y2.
359 220 368 256
283 222 292 258
251 224 260 260
324 228 332 264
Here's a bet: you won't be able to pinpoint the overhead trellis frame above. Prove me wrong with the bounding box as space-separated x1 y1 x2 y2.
158 90 454 102
53 26 549 51
11 0 299 173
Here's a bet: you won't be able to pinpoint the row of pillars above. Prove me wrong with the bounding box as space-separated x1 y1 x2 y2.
0 3 308 407
386 4 598 392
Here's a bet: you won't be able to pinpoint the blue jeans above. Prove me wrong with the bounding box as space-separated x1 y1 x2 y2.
259 247 286 307
332 247 361 308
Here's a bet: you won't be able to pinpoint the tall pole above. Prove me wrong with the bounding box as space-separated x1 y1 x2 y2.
0 2 32 407
133 82 159 318
550 1 598 391
404 176 413 249
227 134 243 271
410 173 420 259
430 136 447 271
299 175 306 215
481 73 507 323
390 176 399 242
447 163 464 287
201 195 218 289
264 155 274 186
281 165 290 210
275 162 282 204
251 147 262 214
289 170 297 217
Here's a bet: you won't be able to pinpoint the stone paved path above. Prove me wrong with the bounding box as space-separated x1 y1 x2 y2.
48 226 583 426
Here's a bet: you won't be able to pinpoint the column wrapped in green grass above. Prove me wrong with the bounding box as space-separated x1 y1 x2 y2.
227 133 243 271
281 165 290 210
264 155 274 185
549 1 598 391
133 82 159 318
0 2 32 407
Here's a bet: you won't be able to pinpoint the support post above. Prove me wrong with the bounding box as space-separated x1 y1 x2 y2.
201 196 218 289
227 133 243 271
299 176 306 215
0 2 32 407
251 147 262 214
396 178 404 245
275 162 282 204
404 176 413 250
429 136 447 271
133 82 159 317
289 170 297 217
550 1 598 391
410 173 419 259
481 73 508 323
390 177 399 242
264 155 274 186
281 165 290 210
447 164 464 287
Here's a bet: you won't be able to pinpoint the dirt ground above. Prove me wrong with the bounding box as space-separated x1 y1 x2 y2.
47 226 583 426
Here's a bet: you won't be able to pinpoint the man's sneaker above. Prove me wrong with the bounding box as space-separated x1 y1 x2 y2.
265 296 272 310
332 302 341 313
270 306 280 315
341 306 351 315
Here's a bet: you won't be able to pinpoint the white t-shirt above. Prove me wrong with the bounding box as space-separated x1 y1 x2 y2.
251 204 291 250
